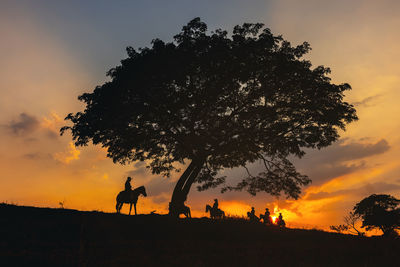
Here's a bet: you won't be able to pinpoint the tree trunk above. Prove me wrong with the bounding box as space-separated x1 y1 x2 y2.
169 159 204 217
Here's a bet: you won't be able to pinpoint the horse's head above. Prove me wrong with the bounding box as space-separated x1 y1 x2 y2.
141 186 147 197
205 204 211 212
134 186 147 197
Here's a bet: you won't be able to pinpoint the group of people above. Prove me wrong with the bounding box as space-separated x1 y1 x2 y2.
248 207 285 227
122 177 285 227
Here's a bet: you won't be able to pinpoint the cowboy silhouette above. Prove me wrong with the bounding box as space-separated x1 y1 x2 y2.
261 208 272 224
247 207 259 222
125 176 133 192
212 199 219 211
277 212 286 227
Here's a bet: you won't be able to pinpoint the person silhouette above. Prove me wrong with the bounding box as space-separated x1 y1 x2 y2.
247 207 259 222
250 207 256 217
125 176 133 192
263 208 272 224
212 199 219 211
277 212 286 227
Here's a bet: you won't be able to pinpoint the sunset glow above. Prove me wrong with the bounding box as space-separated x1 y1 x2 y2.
1 1 400 233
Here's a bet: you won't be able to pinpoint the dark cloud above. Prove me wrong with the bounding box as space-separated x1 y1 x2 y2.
302 139 390 165
23 153 41 160
22 152 52 160
220 139 390 189
145 177 176 196
126 161 148 177
6 113 39 135
151 195 168 204
292 139 390 185
45 129 59 139
305 182 400 201
23 137 38 143
352 94 382 107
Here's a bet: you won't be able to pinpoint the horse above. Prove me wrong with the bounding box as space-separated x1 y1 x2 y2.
260 214 273 225
169 202 191 218
247 212 260 222
205 204 225 219
116 186 147 215
277 217 286 228
179 205 191 218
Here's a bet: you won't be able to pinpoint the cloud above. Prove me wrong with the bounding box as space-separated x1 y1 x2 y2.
151 195 168 204
305 182 400 201
22 152 52 161
293 139 390 185
6 113 39 135
126 161 148 177
144 177 176 196
41 112 63 139
306 139 390 164
53 142 80 164
23 153 41 160
352 94 382 107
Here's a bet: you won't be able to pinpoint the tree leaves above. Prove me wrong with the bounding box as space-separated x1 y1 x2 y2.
61 18 357 199
354 194 400 236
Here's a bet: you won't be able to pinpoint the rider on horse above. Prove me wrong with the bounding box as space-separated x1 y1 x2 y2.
248 207 259 222
261 208 272 225
125 176 133 192
212 199 219 211
277 212 286 227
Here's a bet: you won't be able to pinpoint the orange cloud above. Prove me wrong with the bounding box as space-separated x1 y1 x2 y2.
41 112 62 131
53 142 80 164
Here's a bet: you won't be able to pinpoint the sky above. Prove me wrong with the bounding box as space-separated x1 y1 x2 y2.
1 0 400 231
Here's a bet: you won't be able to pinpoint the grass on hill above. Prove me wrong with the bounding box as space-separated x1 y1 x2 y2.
1 203 399 266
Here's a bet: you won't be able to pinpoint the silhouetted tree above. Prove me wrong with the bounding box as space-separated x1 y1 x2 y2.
354 194 400 236
330 211 364 236
330 224 348 234
61 18 357 216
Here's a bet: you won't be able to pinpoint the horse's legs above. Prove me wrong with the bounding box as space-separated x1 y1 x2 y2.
134 203 137 215
116 202 120 213
129 203 132 215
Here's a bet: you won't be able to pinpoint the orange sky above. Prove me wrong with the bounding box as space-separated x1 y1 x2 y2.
1 0 400 232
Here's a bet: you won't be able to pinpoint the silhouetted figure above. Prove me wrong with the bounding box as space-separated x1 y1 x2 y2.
277 213 286 227
116 185 147 215
213 199 219 210
169 202 191 218
125 176 132 192
206 199 225 219
247 207 260 222
260 208 273 225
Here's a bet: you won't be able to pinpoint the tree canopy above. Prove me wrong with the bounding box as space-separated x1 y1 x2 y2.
354 194 400 236
61 18 357 213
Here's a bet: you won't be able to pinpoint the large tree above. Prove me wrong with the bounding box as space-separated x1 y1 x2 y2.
61 18 357 216
354 194 400 236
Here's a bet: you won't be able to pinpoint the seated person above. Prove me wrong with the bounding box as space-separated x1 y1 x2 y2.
277 213 286 227
247 207 259 222
212 199 219 211
125 176 133 191
262 208 272 224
